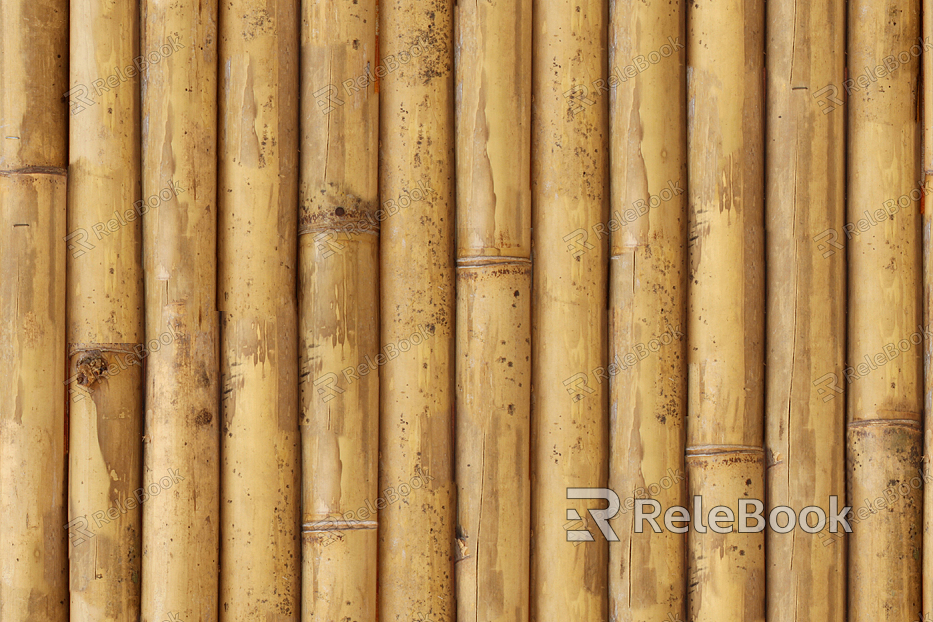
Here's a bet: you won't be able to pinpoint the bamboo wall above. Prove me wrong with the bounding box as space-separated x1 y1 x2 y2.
3 0 933 620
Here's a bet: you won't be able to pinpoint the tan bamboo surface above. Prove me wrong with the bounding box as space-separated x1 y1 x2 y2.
218 1 300 619
607 1 686 621
924 1 933 616
454 0 532 619
0 0 69 619
686 0 765 618
298 0 379 619
140 0 220 618
67 0 143 619
379 1 456 620
531 1 608 620
764 0 847 619
847 0 923 618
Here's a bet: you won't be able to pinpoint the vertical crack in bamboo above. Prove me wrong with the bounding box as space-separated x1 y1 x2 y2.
299 0 379 618
219 0 300 618
454 0 532 619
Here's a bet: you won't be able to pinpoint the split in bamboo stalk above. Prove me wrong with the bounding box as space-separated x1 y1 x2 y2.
531 2 608 620
219 1 300 619
847 0 923 617
67 0 144 618
608 0 687 618
298 0 379 619
140 0 220 618
379 1 456 620
0 0 69 618
686 0 765 619
454 0 532 619
765 0 847 619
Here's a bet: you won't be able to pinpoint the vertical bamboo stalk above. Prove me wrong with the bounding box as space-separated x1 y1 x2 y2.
923 0 933 617
140 0 219 619
607 0 687 619
765 0 847 620
847 0 923 618
219 1 300 619
531 1 608 621
67 0 143 619
454 0 532 619
686 0 765 618
379 1 456 620
0 0 68 619
298 0 379 619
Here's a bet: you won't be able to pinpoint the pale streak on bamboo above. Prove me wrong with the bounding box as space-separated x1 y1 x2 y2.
140 0 220 619
379 1 456 620
218 0 300 619
454 0 531 619
67 0 143 618
531 2 608 621
0 0 68 618
608 0 687 619
765 0 847 621
686 0 765 618
847 0 923 618
299 0 379 619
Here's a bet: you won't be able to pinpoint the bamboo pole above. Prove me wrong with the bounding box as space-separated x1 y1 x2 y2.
0 0 69 618
686 0 765 618
924 0 933 617
218 1 300 619
378 1 456 620
847 0 923 618
140 0 219 618
66 0 143 619
454 0 532 619
765 0 847 620
531 1 608 621
607 0 687 618
298 0 378 619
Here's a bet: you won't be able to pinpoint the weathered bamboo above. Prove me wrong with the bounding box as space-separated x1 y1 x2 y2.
531 1 608 621
764 0 847 621
0 0 69 619
219 1 300 619
607 3 686 622
847 0 923 618
454 0 532 619
67 0 143 619
379 1 456 620
298 0 379 619
686 0 765 619
140 0 220 618
924 2 933 617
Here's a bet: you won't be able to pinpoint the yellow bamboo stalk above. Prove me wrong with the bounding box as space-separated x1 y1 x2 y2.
454 0 532 619
924 1 933 617
67 0 143 618
848 0 923 618
531 1 608 621
298 0 379 619
140 0 219 618
608 1 687 619
0 0 68 618
765 0 847 620
686 0 765 619
379 1 455 620
218 1 299 619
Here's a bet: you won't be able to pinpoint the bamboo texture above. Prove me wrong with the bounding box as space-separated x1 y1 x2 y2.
923 0 933 617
